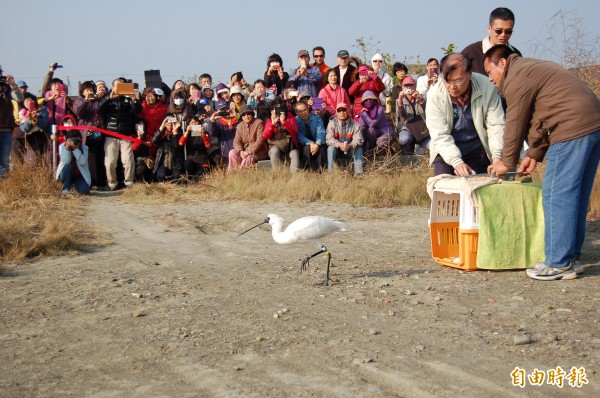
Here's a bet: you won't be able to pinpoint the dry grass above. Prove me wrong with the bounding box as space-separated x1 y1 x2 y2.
4 152 600 264
0 160 105 263
122 155 433 208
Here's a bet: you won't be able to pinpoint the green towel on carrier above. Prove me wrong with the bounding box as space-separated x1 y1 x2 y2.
476 182 545 270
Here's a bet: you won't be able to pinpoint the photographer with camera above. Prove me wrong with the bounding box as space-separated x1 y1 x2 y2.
204 100 238 166
179 115 213 180
72 80 108 189
98 77 142 190
348 65 385 121
41 63 71 126
397 76 430 155
150 113 184 182
56 129 91 196
264 53 289 98
289 50 322 99
263 103 300 172
0 68 24 177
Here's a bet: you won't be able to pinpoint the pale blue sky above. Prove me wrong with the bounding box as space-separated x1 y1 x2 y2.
3 0 599 95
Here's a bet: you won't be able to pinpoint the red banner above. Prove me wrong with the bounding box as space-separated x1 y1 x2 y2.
56 125 145 144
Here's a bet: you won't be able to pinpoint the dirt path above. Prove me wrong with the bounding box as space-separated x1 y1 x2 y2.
1 194 599 397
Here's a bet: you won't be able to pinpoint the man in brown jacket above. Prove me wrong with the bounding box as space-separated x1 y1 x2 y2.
485 46 600 281
227 105 268 171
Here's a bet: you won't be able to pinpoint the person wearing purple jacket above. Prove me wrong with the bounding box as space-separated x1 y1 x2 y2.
357 91 394 152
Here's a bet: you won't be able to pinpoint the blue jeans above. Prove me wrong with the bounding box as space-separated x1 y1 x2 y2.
327 145 363 174
0 130 12 178
543 129 600 267
60 163 90 194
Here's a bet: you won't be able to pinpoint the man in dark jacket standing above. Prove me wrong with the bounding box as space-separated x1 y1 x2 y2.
332 50 356 102
461 7 522 75
99 78 141 190
485 46 600 281
0 69 24 178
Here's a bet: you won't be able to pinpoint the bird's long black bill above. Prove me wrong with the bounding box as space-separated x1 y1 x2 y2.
237 218 268 237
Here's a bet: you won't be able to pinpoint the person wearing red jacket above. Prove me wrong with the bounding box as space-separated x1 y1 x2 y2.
136 87 167 146
263 103 300 172
348 65 385 121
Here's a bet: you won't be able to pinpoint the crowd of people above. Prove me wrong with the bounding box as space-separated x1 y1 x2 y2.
1 48 434 188
1 8 600 281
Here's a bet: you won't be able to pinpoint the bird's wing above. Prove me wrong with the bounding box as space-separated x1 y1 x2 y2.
285 216 347 241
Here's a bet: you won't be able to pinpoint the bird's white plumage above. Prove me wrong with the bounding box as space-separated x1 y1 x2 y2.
266 214 347 246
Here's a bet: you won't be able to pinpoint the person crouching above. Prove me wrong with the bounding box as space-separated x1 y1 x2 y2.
56 130 91 195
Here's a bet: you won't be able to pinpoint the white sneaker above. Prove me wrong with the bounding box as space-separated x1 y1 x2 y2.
526 263 577 281
571 260 584 274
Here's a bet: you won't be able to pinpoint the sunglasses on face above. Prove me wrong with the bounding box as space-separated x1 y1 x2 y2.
493 28 513 35
313 54 324 58
336 108 348 113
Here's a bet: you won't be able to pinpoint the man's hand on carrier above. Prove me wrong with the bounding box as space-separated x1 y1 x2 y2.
518 156 537 175
454 162 475 176
487 157 508 176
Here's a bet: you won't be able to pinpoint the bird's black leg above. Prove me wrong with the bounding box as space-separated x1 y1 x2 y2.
301 246 333 286
324 251 332 286
300 245 327 273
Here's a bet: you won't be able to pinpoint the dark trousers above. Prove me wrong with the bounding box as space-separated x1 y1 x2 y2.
432 148 491 176
60 163 90 194
301 144 325 172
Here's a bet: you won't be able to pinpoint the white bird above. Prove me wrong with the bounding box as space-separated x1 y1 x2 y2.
238 214 348 285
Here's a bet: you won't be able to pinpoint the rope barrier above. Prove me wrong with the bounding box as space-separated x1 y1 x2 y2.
56 125 145 144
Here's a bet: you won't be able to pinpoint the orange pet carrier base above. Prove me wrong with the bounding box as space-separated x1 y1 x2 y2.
429 189 479 271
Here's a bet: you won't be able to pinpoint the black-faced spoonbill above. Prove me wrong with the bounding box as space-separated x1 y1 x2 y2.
238 214 347 285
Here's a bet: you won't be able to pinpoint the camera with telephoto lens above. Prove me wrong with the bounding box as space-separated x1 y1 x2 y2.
217 108 229 117
0 76 7 84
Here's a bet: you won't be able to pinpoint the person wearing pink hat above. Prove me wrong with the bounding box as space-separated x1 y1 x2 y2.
348 65 385 121
396 76 429 155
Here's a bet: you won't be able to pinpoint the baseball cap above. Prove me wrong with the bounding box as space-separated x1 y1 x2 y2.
239 105 253 116
17 80 28 88
402 76 416 85
298 49 309 58
216 100 229 110
284 81 297 90
336 102 348 110
337 50 349 58
154 88 165 96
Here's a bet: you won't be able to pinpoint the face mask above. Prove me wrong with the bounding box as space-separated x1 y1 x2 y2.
363 99 377 110
174 98 184 106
